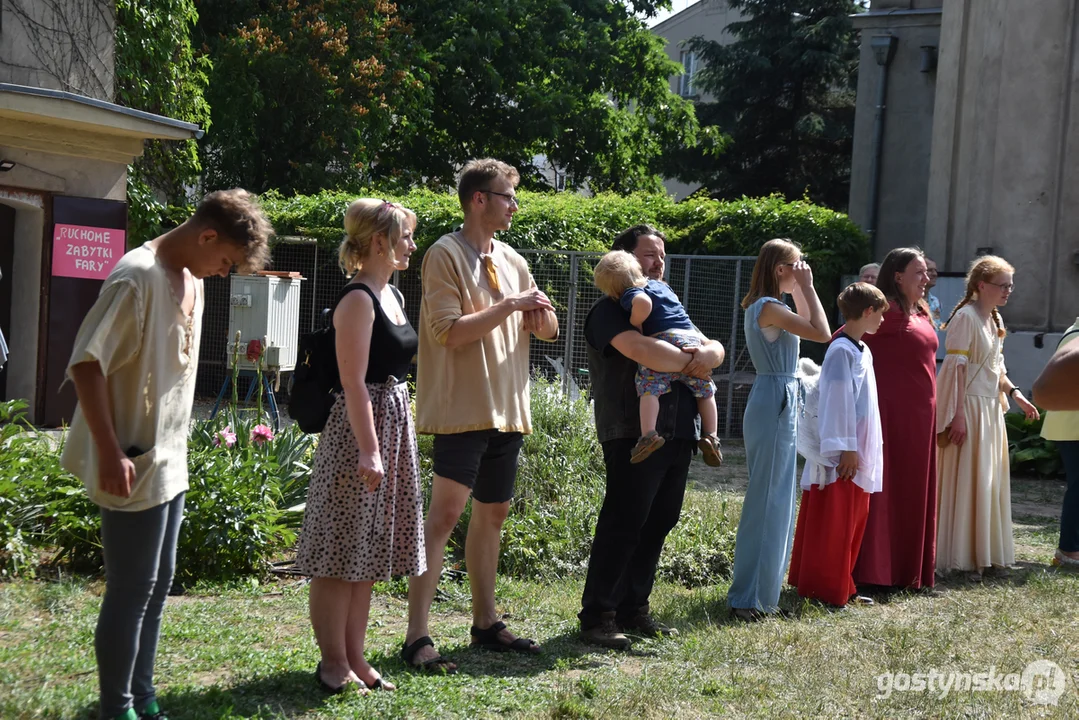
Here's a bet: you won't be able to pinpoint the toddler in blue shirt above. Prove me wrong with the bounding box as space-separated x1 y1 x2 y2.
594 250 722 466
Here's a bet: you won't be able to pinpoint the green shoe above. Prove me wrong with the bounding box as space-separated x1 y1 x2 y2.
112 710 138 720
137 700 168 720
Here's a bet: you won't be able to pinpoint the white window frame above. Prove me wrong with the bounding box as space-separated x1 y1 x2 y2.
679 50 697 98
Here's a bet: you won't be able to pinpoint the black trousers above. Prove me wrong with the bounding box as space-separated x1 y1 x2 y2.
579 437 693 628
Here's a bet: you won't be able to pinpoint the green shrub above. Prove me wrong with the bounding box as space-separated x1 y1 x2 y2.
1 381 737 587
657 492 739 587
0 401 98 578
179 409 317 583
492 379 608 580
0 399 315 582
436 377 738 588
243 189 867 318
1006 410 1062 477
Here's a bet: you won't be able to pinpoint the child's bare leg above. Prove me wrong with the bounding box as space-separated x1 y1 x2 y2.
698 395 718 437
640 394 660 436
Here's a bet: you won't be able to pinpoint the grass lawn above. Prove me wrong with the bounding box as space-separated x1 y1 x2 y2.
3 444 1079 719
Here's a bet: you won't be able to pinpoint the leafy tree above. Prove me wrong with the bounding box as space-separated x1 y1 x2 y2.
682 0 860 210
377 0 702 193
115 0 211 239
194 0 426 194
194 0 702 194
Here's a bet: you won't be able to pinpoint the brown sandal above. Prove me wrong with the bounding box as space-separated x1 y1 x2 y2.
698 434 723 467
630 431 666 464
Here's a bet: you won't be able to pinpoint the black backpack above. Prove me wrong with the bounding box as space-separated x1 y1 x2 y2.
288 284 404 433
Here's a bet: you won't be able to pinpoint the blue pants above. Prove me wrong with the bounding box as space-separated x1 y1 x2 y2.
728 379 799 612
96 494 185 719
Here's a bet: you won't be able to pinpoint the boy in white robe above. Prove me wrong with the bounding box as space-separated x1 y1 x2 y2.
789 282 887 606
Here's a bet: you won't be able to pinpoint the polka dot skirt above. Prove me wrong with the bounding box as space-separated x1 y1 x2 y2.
294 382 427 581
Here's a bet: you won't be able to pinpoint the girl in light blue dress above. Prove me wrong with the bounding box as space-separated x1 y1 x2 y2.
728 239 832 620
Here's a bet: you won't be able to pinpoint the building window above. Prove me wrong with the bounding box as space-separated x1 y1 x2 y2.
679 51 697 97
555 170 567 192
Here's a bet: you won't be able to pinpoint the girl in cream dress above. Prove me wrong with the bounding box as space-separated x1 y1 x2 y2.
936 256 1039 577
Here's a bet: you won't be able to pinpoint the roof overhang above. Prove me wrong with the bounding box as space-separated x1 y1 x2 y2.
0 83 203 165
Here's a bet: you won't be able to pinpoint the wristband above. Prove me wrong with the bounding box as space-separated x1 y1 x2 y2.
1009 387 1020 398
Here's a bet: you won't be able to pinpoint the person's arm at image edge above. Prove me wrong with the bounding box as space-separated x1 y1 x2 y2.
1033 342 1079 410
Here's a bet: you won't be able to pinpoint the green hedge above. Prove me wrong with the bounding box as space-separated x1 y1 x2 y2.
254 189 868 314
158 189 867 317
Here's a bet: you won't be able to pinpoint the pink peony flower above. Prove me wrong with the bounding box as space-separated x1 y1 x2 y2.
215 426 237 448
250 424 275 446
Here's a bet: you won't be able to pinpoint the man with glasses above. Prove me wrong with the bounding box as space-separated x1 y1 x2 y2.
404 158 558 672
925 257 943 330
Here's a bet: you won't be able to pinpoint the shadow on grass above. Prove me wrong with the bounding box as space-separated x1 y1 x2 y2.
391 628 649 680
66 670 327 720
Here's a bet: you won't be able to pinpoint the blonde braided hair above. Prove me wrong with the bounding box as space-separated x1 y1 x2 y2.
942 255 1015 338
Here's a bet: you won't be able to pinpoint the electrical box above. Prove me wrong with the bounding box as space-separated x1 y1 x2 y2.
227 274 304 371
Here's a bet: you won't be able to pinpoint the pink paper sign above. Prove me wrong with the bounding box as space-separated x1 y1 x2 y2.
51 224 126 280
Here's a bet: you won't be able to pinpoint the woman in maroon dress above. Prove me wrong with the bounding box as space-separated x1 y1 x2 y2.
853 248 938 590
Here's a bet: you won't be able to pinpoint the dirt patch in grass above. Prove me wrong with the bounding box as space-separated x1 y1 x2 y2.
688 440 749 493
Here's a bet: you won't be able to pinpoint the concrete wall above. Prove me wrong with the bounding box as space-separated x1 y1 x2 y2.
0 145 127 199
924 0 1079 332
848 1 943 260
0 0 115 100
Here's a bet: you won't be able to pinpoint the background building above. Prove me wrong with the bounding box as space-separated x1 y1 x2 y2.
848 0 1079 390
651 0 743 199
0 1 200 424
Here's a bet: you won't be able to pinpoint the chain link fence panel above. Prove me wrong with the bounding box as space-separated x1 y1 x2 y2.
195 239 758 438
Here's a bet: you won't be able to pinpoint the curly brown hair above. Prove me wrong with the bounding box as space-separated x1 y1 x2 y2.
191 189 273 274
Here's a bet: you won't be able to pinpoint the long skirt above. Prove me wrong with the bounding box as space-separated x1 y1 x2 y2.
788 481 871 606
294 382 426 581
936 395 1013 572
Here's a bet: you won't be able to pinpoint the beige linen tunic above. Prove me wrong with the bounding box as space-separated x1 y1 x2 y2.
415 232 546 435
935 304 1013 571
61 243 203 511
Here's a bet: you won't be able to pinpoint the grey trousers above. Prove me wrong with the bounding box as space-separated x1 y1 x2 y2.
96 493 184 719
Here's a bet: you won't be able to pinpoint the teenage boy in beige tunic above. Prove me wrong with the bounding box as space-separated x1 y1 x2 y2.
61 190 272 720
402 159 558 672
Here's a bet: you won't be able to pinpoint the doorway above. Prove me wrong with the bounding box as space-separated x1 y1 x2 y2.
0 203 13 399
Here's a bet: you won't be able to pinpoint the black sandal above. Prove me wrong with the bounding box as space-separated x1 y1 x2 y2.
401 636 457 674
315 662 352 694
469 621 542 654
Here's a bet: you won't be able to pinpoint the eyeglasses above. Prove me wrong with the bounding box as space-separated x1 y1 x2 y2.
985 281 1015 292
483 190 519 207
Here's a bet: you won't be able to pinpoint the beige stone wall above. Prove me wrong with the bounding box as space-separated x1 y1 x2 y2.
0 0 115 100
847 1 943 260
924 0 1079 331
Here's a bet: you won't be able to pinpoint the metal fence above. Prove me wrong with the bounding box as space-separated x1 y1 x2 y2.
195 239 758 438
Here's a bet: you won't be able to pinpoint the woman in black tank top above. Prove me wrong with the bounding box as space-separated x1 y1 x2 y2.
293 199 427 694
